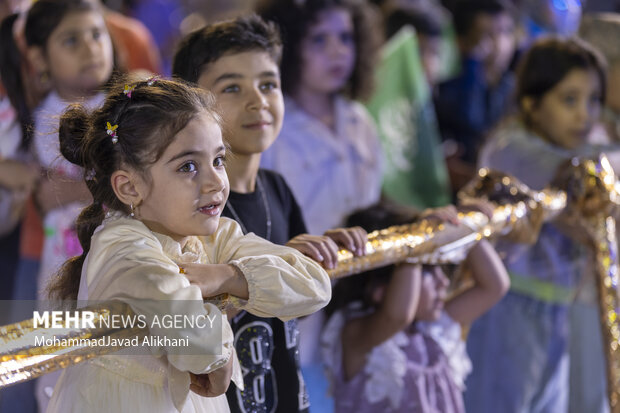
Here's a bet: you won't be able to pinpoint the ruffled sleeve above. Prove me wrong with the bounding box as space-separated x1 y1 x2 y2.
84 214 235 376
203 217 331 321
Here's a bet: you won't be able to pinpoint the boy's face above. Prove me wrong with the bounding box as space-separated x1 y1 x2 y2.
461 12 515 74
197 51 284 156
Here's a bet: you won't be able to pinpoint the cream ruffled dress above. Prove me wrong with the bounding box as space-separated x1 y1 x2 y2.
47 213 331 412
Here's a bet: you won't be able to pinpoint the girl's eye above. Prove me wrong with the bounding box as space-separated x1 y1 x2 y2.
340 32 354 45
213 155 226 168
222 85 240 93
92 29 102 40
310 34 327 47
63 36 78 47
562 95 577 107
178 162 197 173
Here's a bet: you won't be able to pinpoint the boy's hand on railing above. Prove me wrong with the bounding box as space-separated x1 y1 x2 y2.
286 234 340 269
324 226 367 256
286 227 368 269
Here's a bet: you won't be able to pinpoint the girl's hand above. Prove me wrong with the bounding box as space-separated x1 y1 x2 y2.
189 356 233 397
286 234 340 269
324 226 368 257
181 263 249 300
0 159 40 191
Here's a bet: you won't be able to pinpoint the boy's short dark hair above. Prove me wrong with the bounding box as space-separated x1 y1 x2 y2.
172 14 282 83
451 0 512 37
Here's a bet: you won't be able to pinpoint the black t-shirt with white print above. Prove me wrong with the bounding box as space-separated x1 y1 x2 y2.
223 168 310 413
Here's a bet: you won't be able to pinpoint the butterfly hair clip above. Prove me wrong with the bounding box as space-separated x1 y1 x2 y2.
106 121 119 144
123 84 136 98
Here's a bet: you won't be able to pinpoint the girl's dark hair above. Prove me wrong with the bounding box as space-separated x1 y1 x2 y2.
24 0 97 50
47 78 221 301
326 201 420 317
258 0 382 101
0 14 32 150
173 14 282 84
516 36 607 121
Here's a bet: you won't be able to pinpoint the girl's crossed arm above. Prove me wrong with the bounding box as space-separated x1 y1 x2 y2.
185 217 332 321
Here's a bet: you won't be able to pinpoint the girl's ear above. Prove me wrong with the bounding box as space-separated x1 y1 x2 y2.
111 170 145 207
27 46 48 74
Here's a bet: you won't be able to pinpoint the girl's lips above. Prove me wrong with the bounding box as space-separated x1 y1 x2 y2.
198 203 221 216
81 62 104 72
328 65 349 78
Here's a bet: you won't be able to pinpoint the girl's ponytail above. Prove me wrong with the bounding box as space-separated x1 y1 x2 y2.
47 104 99 301
59 104 89 167
0 14 33 151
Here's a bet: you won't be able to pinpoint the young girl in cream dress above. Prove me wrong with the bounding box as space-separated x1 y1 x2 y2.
45 78 331 413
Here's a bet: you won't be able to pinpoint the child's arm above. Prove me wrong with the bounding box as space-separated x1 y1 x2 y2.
444 239 510 325
36 171 91 215
86 217 239 379
341 264 422 380
0 159 40 191
200 218 332 321
0 159 39 235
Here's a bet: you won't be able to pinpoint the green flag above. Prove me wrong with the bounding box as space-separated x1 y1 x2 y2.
366 27 451 209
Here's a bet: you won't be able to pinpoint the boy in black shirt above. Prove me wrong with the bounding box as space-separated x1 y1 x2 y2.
173 15 366 413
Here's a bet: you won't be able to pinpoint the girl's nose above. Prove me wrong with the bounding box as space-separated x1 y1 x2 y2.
328 36 350 57
82 37 100 57
202 168 227 194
